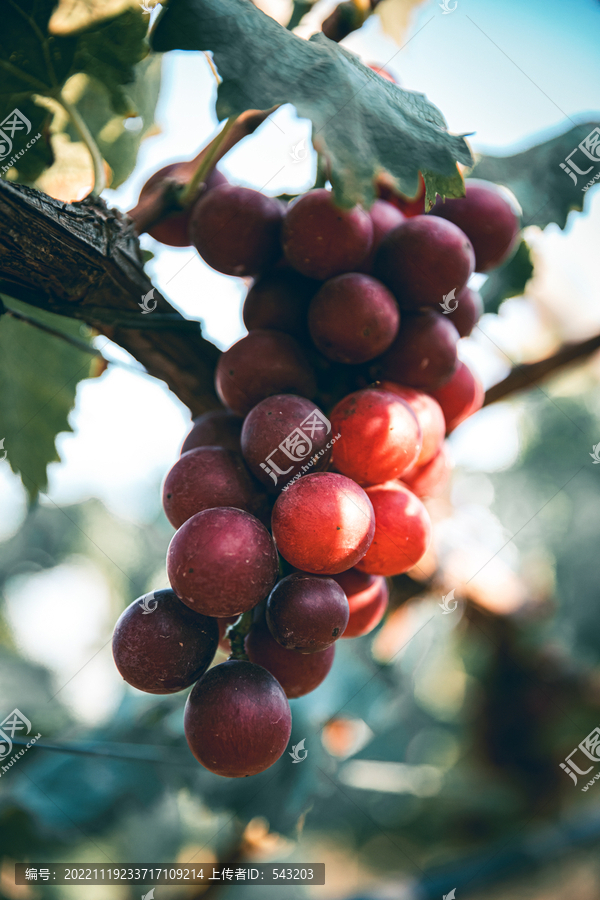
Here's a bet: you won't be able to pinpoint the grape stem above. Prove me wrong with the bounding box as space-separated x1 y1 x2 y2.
226 610 253 661
179 116 237 208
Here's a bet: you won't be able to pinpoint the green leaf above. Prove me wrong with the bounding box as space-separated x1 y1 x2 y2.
151 0 473 207
64 55 162 189
0 297 95 503
471 121 600 230
480 238 534 314
0 0 153 186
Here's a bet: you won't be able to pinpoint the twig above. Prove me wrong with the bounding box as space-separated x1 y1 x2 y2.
484 331 600 406
180 116 238 207
56 91 106 197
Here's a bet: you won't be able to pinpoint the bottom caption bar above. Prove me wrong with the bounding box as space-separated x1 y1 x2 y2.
16 864 325 885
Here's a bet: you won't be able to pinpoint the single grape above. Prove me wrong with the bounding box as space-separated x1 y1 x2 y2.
379 382 445 466
215 330 316 416
356 481 432 576
444 284 484 337
181 409 243 455
139 165 226 247
376 173 426 218
271 472 375 574
167 507 279 617
429 179 521 272
308 273 400 364
330 388 421 485
400 442 452 499
428 360 484 432
358 199 405 273
241 394 332 492
332 569 389 638
184 659 292 777
243 269 320 340
282 189 373 280
245 617 335 698
378 309 459 390
162 446 269 529
373 215 475 309
189 184 283 276
112 589 218 694
266 572 349 652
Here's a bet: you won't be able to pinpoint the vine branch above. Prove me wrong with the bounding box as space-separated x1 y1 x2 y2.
0 179 220 416
484 332 600 406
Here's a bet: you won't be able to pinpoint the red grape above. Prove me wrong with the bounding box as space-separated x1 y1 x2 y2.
400 443 452 498
377 173 426 218
184 659 292 777
330 388 421 485
215 330 316 417
379 382 445 466
430 179 521 272
266 572 349 652
378 309 459 390
373 215 475 309
140 165 226 247
243 269 320 340
282 189 373 280
332 569 389 638
428 360 484 432
444 284 484 337
112 589 218 693
162 446 268 529
359 200 405 273
245 617 335 698
167 507 279 617
308 274 400 364
241 394 332 492
356 482 432 576
272 472 375 574
181 409 242 455
190 184 283 276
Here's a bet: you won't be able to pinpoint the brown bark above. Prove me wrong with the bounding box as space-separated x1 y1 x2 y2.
0 179 220 417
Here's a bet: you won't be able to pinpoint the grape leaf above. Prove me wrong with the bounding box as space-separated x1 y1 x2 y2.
480 238 534 314
151 0 473 207
0 297 95 503
471 121 600 230
63 56 162 189
0 1 150 185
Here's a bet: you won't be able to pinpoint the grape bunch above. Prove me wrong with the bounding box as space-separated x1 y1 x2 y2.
113 167 520 778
